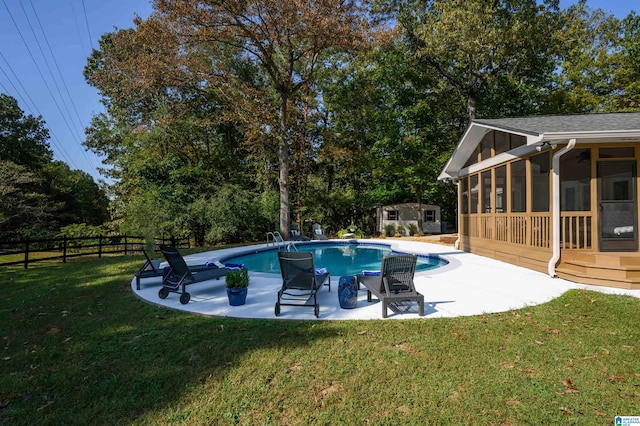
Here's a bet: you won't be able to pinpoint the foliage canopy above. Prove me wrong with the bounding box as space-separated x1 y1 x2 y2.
81 1 639 242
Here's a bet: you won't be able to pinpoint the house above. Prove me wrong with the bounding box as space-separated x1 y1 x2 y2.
376 202 441 235
439 112 640 289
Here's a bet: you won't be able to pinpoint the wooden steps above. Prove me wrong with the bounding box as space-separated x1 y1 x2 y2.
556 252 640 289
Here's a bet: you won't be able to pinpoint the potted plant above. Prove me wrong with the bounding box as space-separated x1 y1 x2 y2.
225 268 249 306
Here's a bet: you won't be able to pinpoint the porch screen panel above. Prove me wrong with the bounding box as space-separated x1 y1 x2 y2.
482 170 492 213
560 149 591 211
481 133 492 161
495 166 506 213
531 152 550 212
599 162 636 243
495 166 507 242
464 146 479 168
511 160 526 213
511 134 526 149
470 174 479 214
599 147 634 158
461 177 469 214
495 132 508 155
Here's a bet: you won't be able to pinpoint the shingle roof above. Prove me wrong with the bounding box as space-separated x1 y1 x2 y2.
438 111 640 180
474 112 640 135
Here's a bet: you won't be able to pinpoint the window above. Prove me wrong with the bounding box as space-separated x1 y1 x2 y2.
560 149 591 211
511 160 527 212
387 210 399 220
480 133 492 161
464 146 479 168
424 210 436 222
482 170 492 213
494 131 508 155
461 177 469 214
511 134 526 149
470 174 479 214
495 165 506 213
599 147 634 158
531 152 550 212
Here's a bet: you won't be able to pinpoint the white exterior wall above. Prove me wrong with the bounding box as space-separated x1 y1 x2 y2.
377 203 441 235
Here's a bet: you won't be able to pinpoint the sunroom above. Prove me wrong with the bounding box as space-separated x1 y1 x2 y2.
439 112 640 289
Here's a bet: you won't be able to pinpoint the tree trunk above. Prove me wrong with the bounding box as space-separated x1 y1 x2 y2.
467 92 477 120
278 93 290 240
416 187 424 236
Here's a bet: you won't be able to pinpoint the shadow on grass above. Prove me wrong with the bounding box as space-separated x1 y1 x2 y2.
2 255 640 424
0 256 353 424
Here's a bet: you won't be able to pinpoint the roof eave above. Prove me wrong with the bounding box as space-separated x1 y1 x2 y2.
542 130 640 141
438 122 540 181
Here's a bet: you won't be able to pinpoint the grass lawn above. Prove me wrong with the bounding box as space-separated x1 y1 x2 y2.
1 253 639 425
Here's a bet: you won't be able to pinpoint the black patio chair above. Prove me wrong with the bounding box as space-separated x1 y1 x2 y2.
158 245 231 304
275 251 330 318
134 246 163 290
356 253 424 318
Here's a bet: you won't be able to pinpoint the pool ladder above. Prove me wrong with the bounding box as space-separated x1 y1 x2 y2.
266 231 298 251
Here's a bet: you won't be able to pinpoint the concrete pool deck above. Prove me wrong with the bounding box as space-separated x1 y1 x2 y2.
131 239 640 320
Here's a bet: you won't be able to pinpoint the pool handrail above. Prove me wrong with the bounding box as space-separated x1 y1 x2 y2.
266 231 298 252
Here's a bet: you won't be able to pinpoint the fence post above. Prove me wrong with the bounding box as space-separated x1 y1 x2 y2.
98 235 103 258
124 235 128 256
63 236 67 263
24 238 29 269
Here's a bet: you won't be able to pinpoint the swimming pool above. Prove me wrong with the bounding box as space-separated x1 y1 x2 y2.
222 242 448 276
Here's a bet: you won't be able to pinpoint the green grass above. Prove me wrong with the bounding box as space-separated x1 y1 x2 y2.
1 254 639 425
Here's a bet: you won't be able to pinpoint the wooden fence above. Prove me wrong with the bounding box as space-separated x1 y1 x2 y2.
0 235 190 269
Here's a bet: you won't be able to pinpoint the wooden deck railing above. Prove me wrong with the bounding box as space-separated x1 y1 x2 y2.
461 212 593 250
560 213 593 250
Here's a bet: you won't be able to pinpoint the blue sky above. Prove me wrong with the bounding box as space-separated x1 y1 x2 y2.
0 0 636 184
0 0 152 182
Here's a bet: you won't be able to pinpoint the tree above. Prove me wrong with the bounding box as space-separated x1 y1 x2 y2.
84 26 256 242
43 161 109 227
610 12 640 111
0 94 109 239
142 0 369 238
395 0 562 120
0 94 52 168
541 2 620 114
0 161 53 240
319 27 464 233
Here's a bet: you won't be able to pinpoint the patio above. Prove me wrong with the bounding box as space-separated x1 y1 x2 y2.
131 239 640 320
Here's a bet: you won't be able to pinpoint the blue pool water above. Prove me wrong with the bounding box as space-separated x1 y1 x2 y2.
222 242 448 276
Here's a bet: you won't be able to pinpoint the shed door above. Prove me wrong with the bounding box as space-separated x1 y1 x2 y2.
597 161 637 251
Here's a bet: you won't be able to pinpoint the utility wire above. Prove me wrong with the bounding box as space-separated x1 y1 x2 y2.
18 1 84 142
69 0 91 57
0 59 75 167
1 0 84 171
28 0 97 170
81 0 94 49
0 55 37 116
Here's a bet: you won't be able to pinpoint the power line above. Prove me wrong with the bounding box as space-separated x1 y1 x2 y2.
69 0 91 57
18 0 84 141
28 0 97 170
1 0 89 172
0 58 76 167
0 55 36 115
81 0 94 49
